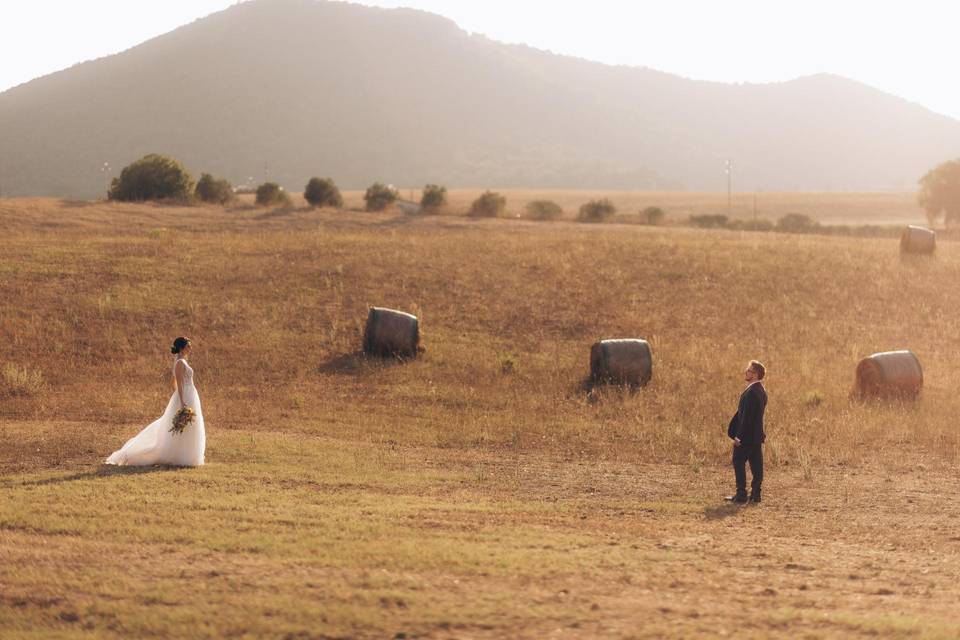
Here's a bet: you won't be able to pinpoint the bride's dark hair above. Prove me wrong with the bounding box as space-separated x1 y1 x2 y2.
171 337 191 355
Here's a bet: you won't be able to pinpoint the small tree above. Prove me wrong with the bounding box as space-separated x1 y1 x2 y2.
420 184 448 213
775 212 818 232
108 154 194 202
919 159 960 227
255 182 290 207
525 200 563 221
304 177 343 208
364 182 399 211
690 214 729 228
640 206 665 225
468 191 506 217
195 173 234 204
577 198 616 223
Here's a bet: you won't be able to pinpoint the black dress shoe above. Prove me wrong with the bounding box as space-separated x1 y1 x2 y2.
724 494 749 504
750 493 761 503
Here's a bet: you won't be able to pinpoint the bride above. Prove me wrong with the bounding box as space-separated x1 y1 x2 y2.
106 337 206 467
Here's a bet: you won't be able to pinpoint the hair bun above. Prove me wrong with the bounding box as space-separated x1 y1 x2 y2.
171 336 191 355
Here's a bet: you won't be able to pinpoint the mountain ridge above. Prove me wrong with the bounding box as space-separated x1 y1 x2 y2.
1 0 958 197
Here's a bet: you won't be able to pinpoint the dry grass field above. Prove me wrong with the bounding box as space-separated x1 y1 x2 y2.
2 195 959 639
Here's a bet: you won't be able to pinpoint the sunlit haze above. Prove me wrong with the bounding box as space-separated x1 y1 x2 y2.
1 0 958 120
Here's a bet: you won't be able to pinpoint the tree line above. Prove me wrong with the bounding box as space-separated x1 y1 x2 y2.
107 153 960 227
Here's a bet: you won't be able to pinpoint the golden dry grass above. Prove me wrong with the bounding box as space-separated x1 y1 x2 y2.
2 196 959 639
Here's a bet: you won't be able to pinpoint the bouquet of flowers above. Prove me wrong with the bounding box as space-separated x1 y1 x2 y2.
170 406 195 435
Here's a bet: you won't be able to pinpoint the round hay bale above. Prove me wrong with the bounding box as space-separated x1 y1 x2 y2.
854 350 923 398
363 307 420 358
590 339 653 387
900 225 936 255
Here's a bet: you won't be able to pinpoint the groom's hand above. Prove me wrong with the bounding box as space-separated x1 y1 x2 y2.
733 437 741 447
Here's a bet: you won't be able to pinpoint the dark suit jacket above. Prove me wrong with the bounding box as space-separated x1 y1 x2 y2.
727 382 767 446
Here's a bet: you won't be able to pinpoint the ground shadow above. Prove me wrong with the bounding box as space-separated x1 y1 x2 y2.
59 199 97 209
317 351 411 376
369 214 423 229
703 502 746 521
575 377 648 403
17 464 184 487
899 253 936 265
253 206 302 220
313 213 422 232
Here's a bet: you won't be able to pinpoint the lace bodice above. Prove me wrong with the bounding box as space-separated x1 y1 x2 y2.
175 358 194 387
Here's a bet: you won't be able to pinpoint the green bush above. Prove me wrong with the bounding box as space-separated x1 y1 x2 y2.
525 200 563 221
469 191 507 217
690 214 729 228
776 213 819 232
194 173 234 204
255 182 291 207
364 182 399 212
108 154 195 202
640 206 665 225
577 198 616 223
420 184 448 213
304 177 343 208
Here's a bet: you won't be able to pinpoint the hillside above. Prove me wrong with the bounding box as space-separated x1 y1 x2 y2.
1 0 959 197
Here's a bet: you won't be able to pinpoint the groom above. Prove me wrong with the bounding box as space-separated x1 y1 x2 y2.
725 360 767 504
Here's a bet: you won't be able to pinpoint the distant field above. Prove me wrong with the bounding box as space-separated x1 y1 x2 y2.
2 197 959 638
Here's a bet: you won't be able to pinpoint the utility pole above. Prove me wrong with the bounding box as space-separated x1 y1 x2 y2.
101 162 111 199
725 158 733 218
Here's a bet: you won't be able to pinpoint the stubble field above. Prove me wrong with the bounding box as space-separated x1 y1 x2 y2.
1 194 959 639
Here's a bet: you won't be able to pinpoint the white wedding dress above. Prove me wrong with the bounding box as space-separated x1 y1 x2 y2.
106 358 206 467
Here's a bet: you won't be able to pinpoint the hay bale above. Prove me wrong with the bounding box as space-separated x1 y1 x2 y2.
363 307 420 357
854 350 923 398
900 225 936 255
590 339 653 387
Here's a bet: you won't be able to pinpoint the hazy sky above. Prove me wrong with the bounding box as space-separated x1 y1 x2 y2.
2 0 958 119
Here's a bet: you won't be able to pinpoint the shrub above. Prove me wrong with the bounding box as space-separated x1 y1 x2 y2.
525 200 563 221
304 177 343 208
690 214 729 228
468 191 507 218
364 182 399 212
776 213 819 233
255 182 291 207
108 154 195 202
577 198 616 223
804 389 825 407
640 206 665 225
2 363 43 396
194 173 234 204
497 352 519 375
420 184 448 213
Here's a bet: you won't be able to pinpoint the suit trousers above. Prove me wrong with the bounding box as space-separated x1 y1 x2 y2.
732 443 763 496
